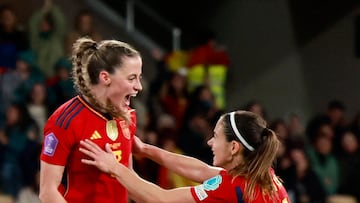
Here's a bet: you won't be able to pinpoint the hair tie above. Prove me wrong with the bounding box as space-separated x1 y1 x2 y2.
229 112 255 151
91 43 98 50
261 128 271 138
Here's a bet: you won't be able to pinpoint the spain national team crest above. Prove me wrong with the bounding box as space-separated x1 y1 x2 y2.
119 120 131 140
106 120 118 141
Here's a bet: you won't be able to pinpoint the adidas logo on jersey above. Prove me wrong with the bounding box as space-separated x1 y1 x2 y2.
90 131 102 140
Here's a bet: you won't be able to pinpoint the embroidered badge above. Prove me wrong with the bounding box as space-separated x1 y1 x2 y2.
43 133 58 156
203 175 222 191
119 120 130 140
106 120 118 141
194 184 208 201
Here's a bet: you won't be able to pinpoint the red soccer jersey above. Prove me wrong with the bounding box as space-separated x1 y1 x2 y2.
190 170 289 203
40 96 136 203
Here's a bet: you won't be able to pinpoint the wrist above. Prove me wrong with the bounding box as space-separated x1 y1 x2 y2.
109 163 120 178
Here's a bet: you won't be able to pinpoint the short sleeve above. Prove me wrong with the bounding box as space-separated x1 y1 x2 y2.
190 171 232 202
40 119 75 166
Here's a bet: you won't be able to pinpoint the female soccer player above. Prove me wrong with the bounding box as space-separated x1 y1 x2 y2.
39 37 142 203
80 110 289 203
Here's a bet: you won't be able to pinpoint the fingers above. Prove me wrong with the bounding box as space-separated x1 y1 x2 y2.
79 140 115 168
79 147 96 159
105 143 113 153
80 139 102 153
79 147 97 166
81 158 96 166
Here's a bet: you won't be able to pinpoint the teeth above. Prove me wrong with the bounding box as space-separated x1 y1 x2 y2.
125 94 137 101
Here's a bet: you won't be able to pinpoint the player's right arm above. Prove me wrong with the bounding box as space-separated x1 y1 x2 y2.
133 137 221 183
39 161 67 203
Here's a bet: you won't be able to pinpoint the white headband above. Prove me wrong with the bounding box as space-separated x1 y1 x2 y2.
229 112 255 151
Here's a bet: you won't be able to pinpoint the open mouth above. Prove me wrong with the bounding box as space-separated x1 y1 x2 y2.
125 93 137 105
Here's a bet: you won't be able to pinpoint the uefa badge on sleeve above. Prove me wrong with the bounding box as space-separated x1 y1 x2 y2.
44 132 58 156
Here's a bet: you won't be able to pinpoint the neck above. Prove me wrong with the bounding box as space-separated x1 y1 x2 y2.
80 95 113 120
82 94 106 113
223 154 243 172
89 85 107 105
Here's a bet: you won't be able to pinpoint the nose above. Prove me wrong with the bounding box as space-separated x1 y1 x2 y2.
135 78 143 91
207 137 213 146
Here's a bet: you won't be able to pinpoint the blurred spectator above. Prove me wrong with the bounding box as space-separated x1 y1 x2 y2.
187 28 229 68
326 100 347 131
0 50 44 126
0 4 29 72
178 109 213 165
186 29 229 109
288 113 306 138
133 130 159 184
26 82 52 143
146 49 172 129
65 9 102 56
184 85 223 128
159 69 189 131
15 169 40 203
270 119 289 141
306 121 339 196
0 129 6 184
243 100 268 121
165 49 189 73
29 0 66 77
149 49 171 95
0 103 38 198
289 148 327 203
337 130 360 201
287 113 307 149
270 118 293 195
273 135 293 194
326 100 348 155
152 114 197 189
46 57 76 109
350 112 360 139
15 140 41 203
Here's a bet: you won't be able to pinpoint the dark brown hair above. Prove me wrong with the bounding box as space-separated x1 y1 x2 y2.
221 110 280 201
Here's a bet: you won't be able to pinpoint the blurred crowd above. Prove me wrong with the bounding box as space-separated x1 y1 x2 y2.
0 1 359 203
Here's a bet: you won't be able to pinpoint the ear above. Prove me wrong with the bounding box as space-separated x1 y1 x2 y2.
99 70 111 86
230 141 242 155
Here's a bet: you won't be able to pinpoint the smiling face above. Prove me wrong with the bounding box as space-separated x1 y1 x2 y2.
105 55 142 113
207 118 234 168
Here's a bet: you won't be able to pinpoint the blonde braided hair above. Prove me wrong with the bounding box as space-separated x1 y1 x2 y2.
71 37 140 121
